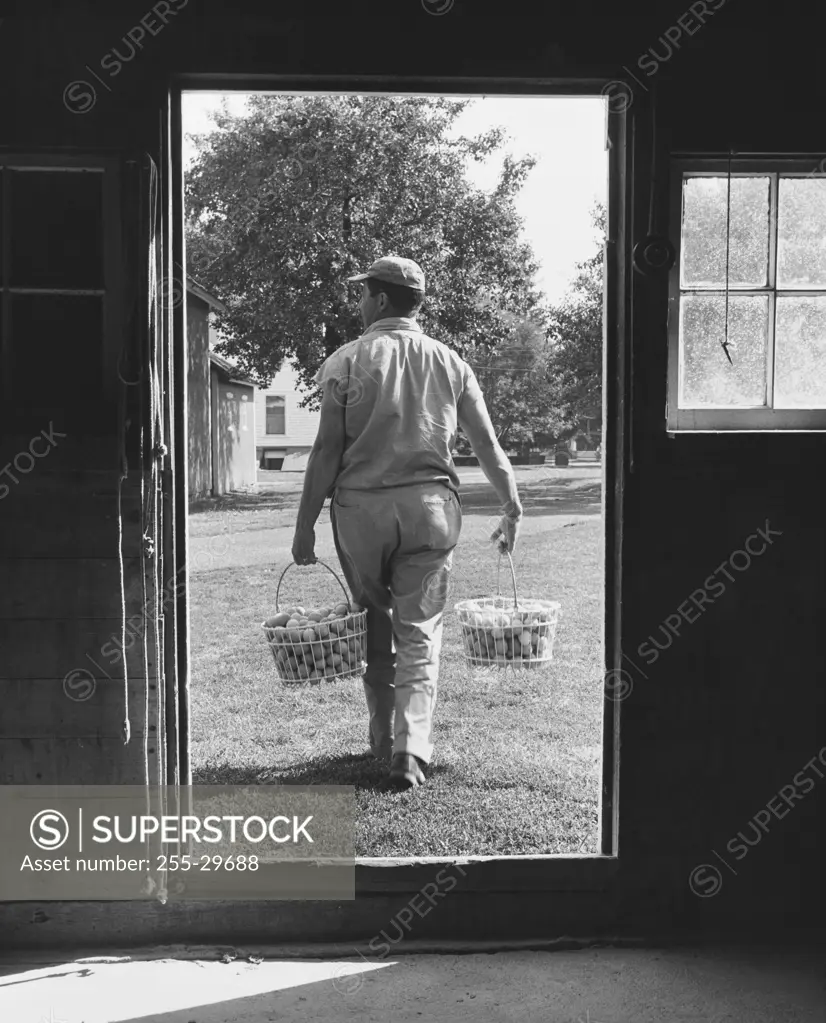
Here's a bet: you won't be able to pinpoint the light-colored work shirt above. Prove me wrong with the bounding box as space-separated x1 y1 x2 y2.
313 316 483 495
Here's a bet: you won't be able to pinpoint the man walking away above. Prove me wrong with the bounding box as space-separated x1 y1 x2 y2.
292 256 524 790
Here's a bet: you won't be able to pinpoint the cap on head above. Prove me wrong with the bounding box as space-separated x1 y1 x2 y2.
347 256 426 292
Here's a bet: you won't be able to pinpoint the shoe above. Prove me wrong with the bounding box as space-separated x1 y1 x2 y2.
388 753 427 790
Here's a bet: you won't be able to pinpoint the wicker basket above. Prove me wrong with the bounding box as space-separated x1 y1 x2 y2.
454 551 561 671
262 560 367 684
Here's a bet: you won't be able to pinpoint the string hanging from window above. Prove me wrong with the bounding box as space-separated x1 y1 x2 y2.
721 147 734 365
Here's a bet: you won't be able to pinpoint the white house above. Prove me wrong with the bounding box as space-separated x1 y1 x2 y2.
207 324 321 471
254 360 322 470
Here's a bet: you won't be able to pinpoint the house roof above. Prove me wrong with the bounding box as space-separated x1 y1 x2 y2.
209 350 256 388
186 277 227 314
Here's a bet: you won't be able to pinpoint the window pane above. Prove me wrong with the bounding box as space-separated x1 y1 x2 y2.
681 176 770 288
777 178 826 288
266 395 285 434
774 296 826 407
10 169 104 289
680 294 769 406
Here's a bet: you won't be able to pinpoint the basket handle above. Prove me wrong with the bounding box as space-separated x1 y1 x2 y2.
275 558 354 612
494 550 521 611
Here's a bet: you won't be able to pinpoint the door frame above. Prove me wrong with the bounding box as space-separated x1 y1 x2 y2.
165 74 629 895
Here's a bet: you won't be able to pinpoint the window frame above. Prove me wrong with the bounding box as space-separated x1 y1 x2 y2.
0 154 122 425
667 156 826 432
265 393 287 435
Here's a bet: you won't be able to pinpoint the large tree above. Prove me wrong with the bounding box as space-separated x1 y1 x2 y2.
458 305 571 451
458 202 607 452
185 95 547 405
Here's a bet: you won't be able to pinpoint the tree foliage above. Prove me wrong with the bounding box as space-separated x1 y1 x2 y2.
185 95 608 450
185 95 546 406
460 201 606 451
543 200 605 438
459 305 565 450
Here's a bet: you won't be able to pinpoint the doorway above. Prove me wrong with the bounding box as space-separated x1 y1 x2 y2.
170 80 627 870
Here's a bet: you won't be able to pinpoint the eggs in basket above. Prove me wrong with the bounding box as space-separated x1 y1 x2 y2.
263 602 367 682
455 598 561 669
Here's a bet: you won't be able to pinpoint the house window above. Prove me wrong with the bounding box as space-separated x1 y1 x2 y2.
266 395 286 434
667 159 826 431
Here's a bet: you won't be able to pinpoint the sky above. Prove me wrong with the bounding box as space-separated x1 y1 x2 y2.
181 92 607 306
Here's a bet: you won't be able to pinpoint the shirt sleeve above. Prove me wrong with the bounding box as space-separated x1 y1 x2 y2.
313 351 343 389
458 361 483 411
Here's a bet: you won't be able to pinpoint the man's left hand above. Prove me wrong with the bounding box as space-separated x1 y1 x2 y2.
292 526 318 566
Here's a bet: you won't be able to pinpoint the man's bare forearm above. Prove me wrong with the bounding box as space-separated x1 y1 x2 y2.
475 442 522 516
296 444 342 531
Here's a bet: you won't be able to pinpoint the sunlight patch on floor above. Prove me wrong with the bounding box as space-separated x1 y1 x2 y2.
0 957 394 1023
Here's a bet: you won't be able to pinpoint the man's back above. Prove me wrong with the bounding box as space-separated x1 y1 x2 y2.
314 316 481 494
293 255 523 788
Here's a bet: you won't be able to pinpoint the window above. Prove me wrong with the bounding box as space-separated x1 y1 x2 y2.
265 394 286 434
0 155 119 434
667 159 826 431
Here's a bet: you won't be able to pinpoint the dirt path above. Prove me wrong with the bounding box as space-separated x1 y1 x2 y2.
188 464 602 574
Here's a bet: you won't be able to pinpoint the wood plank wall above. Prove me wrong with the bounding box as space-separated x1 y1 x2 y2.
0 435 163 785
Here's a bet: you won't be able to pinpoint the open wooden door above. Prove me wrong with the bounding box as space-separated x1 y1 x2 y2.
0 148 175 793
156 88 190 791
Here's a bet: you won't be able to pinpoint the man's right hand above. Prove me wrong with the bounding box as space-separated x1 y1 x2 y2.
456 386 525 555
491 509 523 554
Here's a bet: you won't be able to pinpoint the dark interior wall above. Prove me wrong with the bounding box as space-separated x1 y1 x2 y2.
1 0 824 941
187 293 211 499
618 5 826 934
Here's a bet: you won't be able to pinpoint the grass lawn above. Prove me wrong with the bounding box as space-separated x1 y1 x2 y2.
188 467 604 856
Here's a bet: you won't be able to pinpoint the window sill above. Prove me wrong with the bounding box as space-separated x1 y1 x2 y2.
667 410 826 432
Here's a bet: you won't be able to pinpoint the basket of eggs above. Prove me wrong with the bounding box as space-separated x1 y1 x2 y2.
454 550 560 670
262 560 367 684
